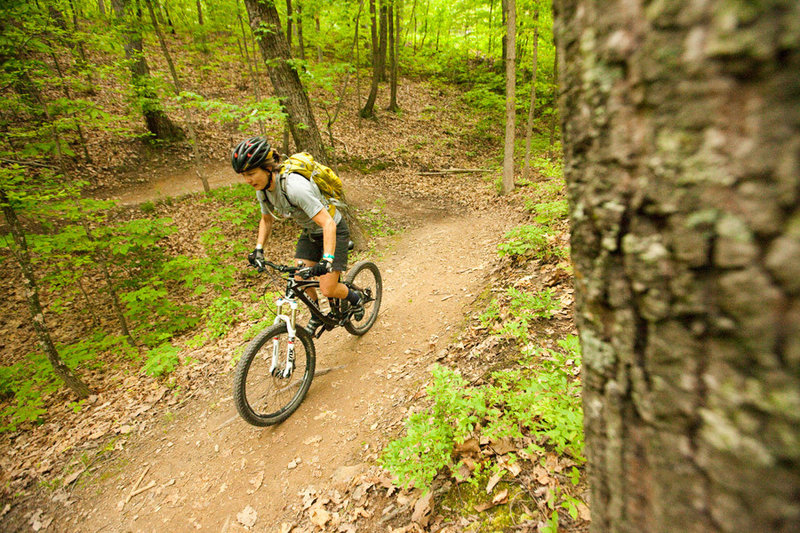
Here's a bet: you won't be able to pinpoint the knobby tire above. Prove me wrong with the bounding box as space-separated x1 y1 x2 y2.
233 323 316 426
344 260 382 336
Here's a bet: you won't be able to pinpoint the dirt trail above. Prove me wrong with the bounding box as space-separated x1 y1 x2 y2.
54 205 515 532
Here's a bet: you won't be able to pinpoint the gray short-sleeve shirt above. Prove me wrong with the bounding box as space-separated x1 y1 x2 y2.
256 173 342 233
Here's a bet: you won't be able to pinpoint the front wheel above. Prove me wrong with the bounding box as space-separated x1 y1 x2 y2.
233 323 316 426
344 260 382 336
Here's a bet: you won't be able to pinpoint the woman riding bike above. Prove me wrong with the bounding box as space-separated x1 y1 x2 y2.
231 136 364 334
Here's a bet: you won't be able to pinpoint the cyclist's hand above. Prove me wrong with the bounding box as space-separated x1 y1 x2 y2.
248 248 266 271
309 259 332 277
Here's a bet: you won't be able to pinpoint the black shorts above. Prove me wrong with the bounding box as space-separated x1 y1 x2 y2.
295 218 350 272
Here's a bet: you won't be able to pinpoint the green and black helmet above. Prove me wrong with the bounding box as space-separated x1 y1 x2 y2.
231 136 274 173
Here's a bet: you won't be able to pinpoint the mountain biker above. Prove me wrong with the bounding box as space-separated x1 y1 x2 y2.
231 136 363 335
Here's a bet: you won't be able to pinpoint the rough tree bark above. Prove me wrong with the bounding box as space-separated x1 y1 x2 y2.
0 189 90 398
360 0 380 118
296 1 305 60
555 1 800 531
521 2 539 181
244 0 326 162
111 0 182 140
377 1 388 82
387 0 400 112
500 0 515 195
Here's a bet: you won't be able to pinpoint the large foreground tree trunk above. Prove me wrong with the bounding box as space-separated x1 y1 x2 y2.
0 190 90 398
244 0 326 162
556 1 800 531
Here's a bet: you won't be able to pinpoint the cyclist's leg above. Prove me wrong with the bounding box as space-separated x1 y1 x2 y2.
318 220 355 300
295 232 321 302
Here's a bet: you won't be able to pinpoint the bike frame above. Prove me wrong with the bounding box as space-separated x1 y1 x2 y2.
268 273 347 377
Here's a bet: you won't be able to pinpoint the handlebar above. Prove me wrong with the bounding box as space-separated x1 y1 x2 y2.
259 260 315 279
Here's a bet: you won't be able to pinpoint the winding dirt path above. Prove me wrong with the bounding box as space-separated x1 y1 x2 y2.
54 204 516 532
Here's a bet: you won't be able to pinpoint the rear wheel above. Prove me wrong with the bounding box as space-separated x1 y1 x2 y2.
233 323 316 426
344 261 382 336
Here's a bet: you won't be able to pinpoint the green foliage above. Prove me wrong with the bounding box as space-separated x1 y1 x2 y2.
0 333 134 432
498 224 563 260
527 199 568 225
142 343 180 378
360 198 397 237
460 86 505 113
382 336 584 492
480 287 560 342
382 366 490 492
179 91 285 132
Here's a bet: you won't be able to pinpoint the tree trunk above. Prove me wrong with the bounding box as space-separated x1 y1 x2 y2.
111 0 182 141
285 0 293 47
521 3 539 182
196 0 203 24
547 44 558 156
355 0 362 126
500 0 515 195
244 0 326 162
296 2 305 60
500 0 507 66
387 0 400 111
163 0 176 34
143 0 209 193
487 0 494 56
98 0 107 16
237 5 266 135
360 0 380 118
99 258 136 346
377 1 388 82
0 189 90 398
315 14 322 62
556 1 800 531
66 0 96 94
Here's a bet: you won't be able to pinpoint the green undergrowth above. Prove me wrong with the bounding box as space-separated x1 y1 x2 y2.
0 183 259 430
382 152 584 530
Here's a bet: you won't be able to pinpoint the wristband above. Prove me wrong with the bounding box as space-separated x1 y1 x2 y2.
322 253 334 261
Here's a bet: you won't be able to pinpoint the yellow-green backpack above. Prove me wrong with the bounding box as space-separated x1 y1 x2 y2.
279 152 345 216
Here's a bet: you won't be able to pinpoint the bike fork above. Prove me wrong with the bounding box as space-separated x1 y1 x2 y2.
271 299 299 378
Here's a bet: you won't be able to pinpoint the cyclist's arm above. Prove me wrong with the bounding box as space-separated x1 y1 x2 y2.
257 213 272 247
311 209 337 260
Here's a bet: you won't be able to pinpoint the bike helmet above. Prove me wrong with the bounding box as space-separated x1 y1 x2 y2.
231 137 274 173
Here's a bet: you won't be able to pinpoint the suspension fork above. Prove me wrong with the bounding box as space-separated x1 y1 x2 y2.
271 298 299 378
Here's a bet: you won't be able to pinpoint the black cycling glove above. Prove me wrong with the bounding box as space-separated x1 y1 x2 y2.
248 248 266 270
309 259 333 277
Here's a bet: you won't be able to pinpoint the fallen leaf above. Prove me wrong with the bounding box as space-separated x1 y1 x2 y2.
237 506 258 528
577 501 591 521
506 462 522 477
280 522 295 533
492 489 509 505
453 438 481 456
489 437 516 455
411 492 433 527
485 472 503 494
248 471 264 494
63 468 86 486
309 506 331 528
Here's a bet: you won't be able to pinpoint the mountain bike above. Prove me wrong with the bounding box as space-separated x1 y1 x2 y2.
233 258 382 426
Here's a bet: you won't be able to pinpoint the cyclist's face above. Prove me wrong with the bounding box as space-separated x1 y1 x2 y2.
241 168 270 190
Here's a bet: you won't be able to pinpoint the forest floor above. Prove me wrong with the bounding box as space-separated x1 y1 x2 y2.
2 77 583 532
57 193 519 533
